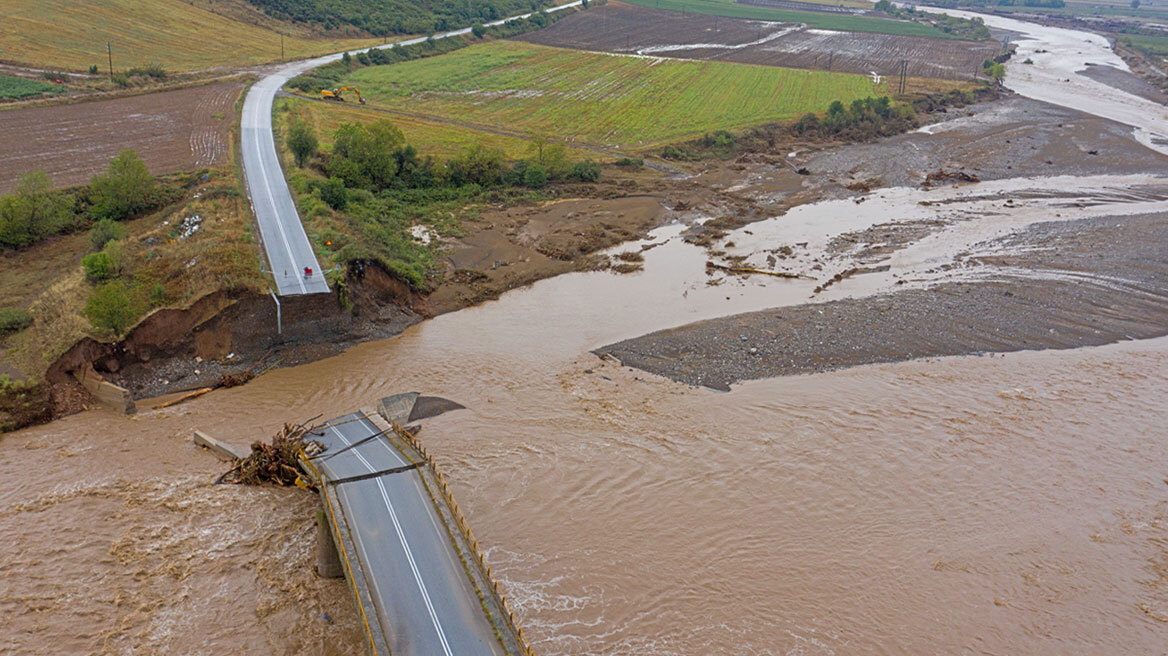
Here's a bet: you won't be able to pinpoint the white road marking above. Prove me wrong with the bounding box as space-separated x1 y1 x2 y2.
327 424 454 656
251 121 307 294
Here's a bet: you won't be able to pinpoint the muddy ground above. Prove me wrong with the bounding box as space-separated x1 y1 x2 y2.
595 96 1168 389
0 81 242 192
515 1 1001 80
597 212 1168 390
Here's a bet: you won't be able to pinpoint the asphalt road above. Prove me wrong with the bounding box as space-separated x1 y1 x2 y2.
240 1 582 296
312 414 506 656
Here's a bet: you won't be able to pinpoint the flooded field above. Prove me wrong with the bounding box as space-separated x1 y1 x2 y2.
3 5 1168 656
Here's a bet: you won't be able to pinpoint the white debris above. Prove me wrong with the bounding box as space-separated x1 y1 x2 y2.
409 225 436 245
176 214 203 239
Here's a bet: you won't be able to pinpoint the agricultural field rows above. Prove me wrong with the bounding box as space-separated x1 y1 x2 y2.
619 0 961 37
517 2 1000 81
2 0 384 72
340 41 885 148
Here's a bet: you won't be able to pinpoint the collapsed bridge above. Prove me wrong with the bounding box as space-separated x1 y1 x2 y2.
299 395 533 656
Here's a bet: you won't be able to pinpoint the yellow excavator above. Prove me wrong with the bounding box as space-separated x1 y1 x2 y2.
320 86 366 104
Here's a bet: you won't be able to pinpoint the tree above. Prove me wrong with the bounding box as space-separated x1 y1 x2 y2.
523 163 548 188
329 120 405 190
0 171 74 249
89 150 156 220
85 280 136 336
287 117 318 168
471 23 486 38
320 177 348 210
447 141 506 186
88 218 126 251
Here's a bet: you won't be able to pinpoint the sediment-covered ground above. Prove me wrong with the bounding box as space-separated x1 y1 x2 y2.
0 81 242 192
515 1 1001 80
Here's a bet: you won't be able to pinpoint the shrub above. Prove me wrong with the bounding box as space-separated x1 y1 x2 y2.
82 251 114 281
89 149 157 220
523 163 549 188
0 171 76 249
329 120 404 190
615 157 643 167
471 23 486 38
88 218 126 251
88 64 99 75
85 280 136 336
661 145 689 160
447 141 506 186
568 160 601 182
0 307 32 335
320 177 348 210
149 282 167 307
125 63 167 80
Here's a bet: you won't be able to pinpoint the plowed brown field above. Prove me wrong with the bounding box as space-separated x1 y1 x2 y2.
0 82 243 193
515 1 1000 81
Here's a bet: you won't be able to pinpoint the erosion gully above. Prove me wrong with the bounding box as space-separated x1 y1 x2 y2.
4 10 1168 656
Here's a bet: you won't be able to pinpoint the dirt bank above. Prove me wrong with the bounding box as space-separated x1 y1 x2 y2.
597 210 1168 390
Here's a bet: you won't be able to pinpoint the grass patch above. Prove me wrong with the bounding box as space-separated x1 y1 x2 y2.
1 0 386 72
1118 33 1168 58
342 40 887 149
621 0 961 38
0 74 61 99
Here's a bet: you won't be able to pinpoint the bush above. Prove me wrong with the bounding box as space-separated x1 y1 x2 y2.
320 177 348 210
0 307 32 335
523 163 549 188
88 218 126 251
661 145 689 160
471 23 486 38
328 120 404 190
149 282 167 307
81 240 123 281
88 64 99 75
89 149 157 220
125 63 167 80
615 157 643 167
447 141 506 186
568 160 601 182
0 171 76 249
84 280 136 336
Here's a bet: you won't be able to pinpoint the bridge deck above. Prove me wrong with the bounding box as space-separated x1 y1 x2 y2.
304 413 507 656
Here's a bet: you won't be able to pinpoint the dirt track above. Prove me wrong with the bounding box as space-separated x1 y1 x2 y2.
514 1 1000 80
0 82 242 192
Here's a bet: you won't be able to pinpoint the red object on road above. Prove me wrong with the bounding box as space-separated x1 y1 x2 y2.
304 267 313 277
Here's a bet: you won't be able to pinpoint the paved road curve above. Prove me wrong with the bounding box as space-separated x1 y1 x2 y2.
240 1 582 296
309 414 506 656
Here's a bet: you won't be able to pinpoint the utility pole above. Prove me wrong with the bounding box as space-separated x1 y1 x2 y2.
281 34 285 60
107 41 113 80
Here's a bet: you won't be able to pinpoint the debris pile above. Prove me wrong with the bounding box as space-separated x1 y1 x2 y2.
923 170 980 187
218 422 324 486
176 214 203 239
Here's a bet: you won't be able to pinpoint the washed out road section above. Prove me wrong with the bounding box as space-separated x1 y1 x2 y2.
310 414 505 656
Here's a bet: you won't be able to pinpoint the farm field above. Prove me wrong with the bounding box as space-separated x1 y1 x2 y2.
337 40 886 148
0 81 243 193
618 0 959 37
1 0 384 72
517 1 1001 81
0 74 61 100
279 97 584 161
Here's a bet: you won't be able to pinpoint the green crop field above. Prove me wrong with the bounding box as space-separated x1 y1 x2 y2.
339 41 886 148
620 0 960 38
0 75 60 100
1118 33 1168 57
2 0 384 72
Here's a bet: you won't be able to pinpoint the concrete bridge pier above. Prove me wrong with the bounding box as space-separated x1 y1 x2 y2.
316 509 344 579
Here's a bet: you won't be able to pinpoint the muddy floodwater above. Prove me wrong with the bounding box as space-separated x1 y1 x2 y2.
5 8 1168 656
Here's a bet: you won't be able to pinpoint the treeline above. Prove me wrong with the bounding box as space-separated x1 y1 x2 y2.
288 9 567 94
911 0 1065 8
247 0 555 35
875 0 992 39
0 150 178 250
286 117 600 288
793 96 917 140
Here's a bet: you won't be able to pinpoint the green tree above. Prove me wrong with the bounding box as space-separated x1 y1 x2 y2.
0 171 75 249
523 163 548 188
320 177 348 210
329 120 405 190
471 23 486 38
85 280 136 336
447 141 506 186
81 240 124 281
89 150 156 220
287 116 319 168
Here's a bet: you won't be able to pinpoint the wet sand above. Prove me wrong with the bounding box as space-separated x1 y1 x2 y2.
598 213 1168 390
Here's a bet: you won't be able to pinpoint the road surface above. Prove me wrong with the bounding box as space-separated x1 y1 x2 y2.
240 1 582 296
309 413 507 656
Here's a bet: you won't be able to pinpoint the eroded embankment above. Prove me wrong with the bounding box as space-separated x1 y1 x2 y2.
597 212 1168 390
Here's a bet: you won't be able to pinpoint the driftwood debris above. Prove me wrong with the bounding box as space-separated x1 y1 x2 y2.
705 261 810 279
218 422 324 486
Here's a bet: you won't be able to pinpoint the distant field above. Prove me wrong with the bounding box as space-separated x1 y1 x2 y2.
619 0 959 38
279 97 567 161
0 75 60 100
340 41 885 148
1118 33 1168 57
2 0 384 72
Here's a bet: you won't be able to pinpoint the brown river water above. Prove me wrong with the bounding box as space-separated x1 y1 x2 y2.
5 10 1168 656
